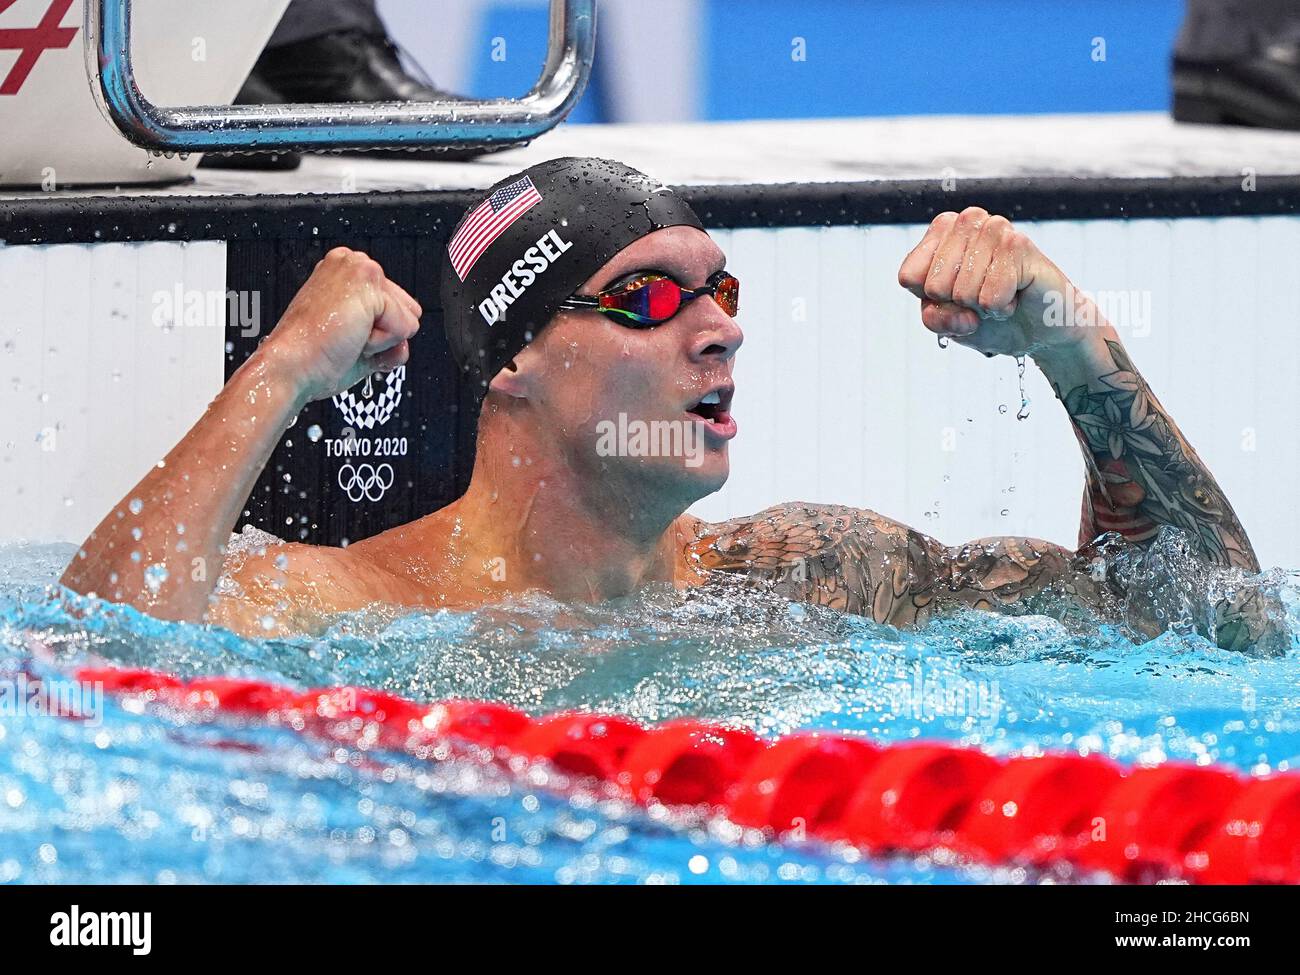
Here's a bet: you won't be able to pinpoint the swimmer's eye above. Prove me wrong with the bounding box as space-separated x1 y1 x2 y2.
560 270 738 327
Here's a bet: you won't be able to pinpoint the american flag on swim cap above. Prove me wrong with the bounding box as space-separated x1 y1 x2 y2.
447 176 543 281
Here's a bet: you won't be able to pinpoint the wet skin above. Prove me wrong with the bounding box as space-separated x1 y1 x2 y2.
61 214 1274 652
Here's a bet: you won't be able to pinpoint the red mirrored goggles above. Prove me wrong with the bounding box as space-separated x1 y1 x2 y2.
559 271 739 328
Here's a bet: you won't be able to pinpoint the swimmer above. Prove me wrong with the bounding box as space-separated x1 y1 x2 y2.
60 157 1278 652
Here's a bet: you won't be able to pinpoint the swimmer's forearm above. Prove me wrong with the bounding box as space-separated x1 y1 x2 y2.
60 349 309 621
1033 326 1258 571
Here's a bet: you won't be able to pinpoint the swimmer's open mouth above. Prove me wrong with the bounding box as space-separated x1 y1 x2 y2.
685 384 735 426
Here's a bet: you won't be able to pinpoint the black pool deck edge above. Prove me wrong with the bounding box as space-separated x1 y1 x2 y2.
3 174 1300 245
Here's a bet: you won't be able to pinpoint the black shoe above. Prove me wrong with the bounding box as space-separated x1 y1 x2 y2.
1173 42 1300 130
247 29 519 161
198 72 302 171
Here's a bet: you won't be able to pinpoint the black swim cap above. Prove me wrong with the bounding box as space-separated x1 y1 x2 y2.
440 156 704 396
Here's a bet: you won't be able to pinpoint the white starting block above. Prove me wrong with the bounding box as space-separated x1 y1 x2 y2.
0 0 289 186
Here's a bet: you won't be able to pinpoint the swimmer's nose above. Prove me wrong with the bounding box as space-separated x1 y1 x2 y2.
687 301 744 363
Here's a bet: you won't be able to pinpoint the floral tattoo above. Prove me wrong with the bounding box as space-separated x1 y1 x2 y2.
1057 340 1257 571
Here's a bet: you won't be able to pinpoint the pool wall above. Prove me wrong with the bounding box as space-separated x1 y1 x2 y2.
2 174 1298 568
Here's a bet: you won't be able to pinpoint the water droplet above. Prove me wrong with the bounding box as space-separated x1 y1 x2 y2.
128 498 144 515
1015 355 1031 419
307 424 322 442
144 563 169 592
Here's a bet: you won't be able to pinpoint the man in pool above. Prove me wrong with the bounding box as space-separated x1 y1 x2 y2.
61 157 1278 653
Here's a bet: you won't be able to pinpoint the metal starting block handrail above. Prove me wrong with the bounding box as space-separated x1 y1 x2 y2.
84 0 596 154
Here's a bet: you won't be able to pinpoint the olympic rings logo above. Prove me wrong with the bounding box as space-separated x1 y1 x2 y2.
337 462 395 503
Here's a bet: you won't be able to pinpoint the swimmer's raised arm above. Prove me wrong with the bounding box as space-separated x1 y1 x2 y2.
696 211 1275 652
60 248 421 624
897 208 1259 573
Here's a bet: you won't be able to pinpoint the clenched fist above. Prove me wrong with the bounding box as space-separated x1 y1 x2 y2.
260 247 422 403
898 207 1089 360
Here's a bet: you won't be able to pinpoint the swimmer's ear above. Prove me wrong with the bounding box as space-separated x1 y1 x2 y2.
487 342 543 399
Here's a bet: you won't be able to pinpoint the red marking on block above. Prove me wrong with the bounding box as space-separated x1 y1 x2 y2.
0 0 78 96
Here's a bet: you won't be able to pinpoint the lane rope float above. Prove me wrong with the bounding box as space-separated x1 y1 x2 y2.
74 666 1300 884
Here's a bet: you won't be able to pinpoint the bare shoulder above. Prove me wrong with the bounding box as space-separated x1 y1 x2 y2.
208 539 415 637
687 502 947 624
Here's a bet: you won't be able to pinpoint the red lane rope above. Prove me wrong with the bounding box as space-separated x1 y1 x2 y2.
75 666 1300 884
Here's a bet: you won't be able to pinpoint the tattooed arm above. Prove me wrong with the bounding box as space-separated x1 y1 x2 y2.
1034 330 1277 652
897 206 1258 573
691 504 1107 629
689 210 1277 652
903 208 1270 649
1043 336 1256 569
691 499 1281 653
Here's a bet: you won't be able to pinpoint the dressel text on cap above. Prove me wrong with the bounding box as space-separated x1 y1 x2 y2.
478 229 574 326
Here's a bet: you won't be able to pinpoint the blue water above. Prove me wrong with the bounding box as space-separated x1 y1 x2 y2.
1 537 1297 884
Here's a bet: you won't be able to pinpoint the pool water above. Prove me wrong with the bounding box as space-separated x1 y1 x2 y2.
1 535 1297 884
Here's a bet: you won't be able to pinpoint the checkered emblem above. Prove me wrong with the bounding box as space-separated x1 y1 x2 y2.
332 366 405 430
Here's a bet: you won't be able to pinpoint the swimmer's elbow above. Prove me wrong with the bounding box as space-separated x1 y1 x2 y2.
58 548 214 626
209 543 354 638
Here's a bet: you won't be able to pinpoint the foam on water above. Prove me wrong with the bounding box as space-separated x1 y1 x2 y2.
0 538 1297 883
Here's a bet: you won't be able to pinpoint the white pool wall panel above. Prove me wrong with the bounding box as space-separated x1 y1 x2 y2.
0 241 227 545
0 217 1296 570
692 216 1300 571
